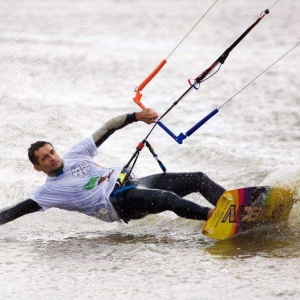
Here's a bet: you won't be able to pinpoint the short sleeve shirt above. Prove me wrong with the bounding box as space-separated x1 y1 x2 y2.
29 137 122 222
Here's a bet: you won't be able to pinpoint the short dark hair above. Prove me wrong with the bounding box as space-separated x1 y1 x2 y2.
28 141 53 165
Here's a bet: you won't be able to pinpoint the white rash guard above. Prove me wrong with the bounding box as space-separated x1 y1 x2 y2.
30 137 122 222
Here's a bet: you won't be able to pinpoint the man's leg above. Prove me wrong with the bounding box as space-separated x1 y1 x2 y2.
113 187 211 222
134 172 225 206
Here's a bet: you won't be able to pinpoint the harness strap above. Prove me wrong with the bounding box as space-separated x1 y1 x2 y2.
111 184 137 197
111 168 137 197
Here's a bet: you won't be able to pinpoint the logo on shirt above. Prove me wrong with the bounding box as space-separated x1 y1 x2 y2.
83 170 115 190
71 161 91 178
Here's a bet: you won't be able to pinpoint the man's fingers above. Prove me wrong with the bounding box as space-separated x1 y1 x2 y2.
136 108 158 123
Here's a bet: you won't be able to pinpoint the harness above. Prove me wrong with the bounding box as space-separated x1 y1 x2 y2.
111 168 137 198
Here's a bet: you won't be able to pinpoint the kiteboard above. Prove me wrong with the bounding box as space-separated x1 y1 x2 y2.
202 186 297 240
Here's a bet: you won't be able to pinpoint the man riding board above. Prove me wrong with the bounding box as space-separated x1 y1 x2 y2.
0 109 225 226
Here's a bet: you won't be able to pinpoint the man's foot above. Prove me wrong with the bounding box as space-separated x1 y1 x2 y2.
206 208 214 220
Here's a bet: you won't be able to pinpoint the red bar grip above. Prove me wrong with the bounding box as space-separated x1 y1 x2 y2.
136 142 145 151
137 59 167 92
133 59 167 109
133 91 146 109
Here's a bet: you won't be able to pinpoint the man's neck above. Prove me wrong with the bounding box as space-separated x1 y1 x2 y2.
48 162 64 177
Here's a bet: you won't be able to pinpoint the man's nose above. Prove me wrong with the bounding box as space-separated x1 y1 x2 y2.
49 154 55 161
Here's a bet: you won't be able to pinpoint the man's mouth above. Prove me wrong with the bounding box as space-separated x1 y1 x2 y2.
52 161 60 167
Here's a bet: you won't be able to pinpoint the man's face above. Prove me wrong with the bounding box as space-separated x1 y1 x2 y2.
33 144 63 176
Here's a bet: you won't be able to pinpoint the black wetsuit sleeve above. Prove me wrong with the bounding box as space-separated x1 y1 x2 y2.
0 199 42 225
92 113 137 148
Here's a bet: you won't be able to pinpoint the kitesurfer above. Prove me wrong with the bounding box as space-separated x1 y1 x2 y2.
0 109 225 225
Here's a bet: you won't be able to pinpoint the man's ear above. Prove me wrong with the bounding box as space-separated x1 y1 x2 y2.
34 164 41 172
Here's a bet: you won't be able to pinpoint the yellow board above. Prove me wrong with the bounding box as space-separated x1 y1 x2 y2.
202 186 297 240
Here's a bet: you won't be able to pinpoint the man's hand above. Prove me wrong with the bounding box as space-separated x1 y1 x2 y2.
135 108 158 124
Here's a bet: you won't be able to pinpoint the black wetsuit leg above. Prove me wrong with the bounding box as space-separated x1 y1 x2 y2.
111 172 225 223
135 172 225 206
0 199 41 225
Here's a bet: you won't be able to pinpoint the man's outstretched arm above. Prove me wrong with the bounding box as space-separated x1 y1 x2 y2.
92 108 158 147
0 199 42 225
